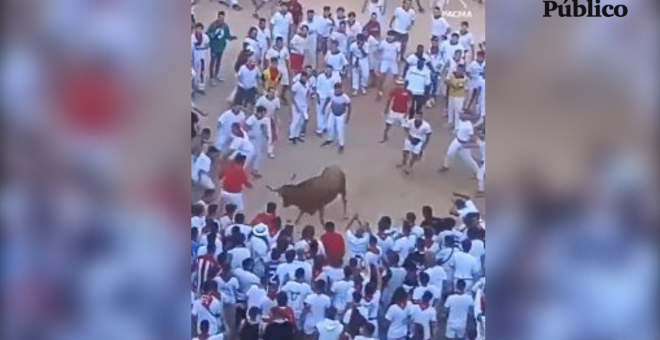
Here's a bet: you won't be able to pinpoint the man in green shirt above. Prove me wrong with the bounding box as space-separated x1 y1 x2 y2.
206 11 237 85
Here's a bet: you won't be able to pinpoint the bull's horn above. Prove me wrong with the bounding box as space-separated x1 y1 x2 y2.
265 185 280 193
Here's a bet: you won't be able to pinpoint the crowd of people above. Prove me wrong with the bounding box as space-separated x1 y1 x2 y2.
191 0 486 339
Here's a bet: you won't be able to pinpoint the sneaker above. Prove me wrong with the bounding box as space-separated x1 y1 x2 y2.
296 137 305 143
338 146 344 154
360 88 367 95
289 138 297 144
209 79 217 87
351 90 358 96
321 140 333 147
232 4 242 11
216 76 225 82
268 152 275 159
438 166 449 173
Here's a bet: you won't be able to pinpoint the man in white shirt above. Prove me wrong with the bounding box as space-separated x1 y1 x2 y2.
475 127 485 195
192 22 211 93
265 37 291 101
330 267 354 315
398 112 432 175
431 6 451 41
270 3 293 43
192 144 218 190
450 239 481 291
458 21 476 62
244 106 269 177
226 124 255 166
330 21 350 57
216 105 246 152
302 280 331 336
349 34 370 96
440 112 480 177
301 9 322 69
192 280 224 335
316 307 344 340
234 59 260 109
233 258 261 303
289 71 310 143
392 223 416 264
376 32 402 98
404 58 431 116
443 279 474 340
321 83 352 153
324 40 349 79
410 292 437 340
389 0 416 60
280 268 313 325
254 88 280 158
315 66 341 135
466 50 485 102
255 18 272 62
384 290 411 340
440 33 463 65
346 12 363 44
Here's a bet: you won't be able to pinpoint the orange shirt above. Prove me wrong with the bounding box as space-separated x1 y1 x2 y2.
222 163 249 193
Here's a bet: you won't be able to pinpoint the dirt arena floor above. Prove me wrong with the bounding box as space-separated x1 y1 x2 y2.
194 0 485 226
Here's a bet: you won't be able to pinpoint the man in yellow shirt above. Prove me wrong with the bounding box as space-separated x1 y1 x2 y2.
445 64 468 130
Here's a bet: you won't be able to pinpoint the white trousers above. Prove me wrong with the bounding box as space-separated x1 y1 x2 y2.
304 46 317 70
351 58 369 90
220 190 244 212
249 137 265 171
326 114 346 147
316 97 328 133
477 162 485 191
289 105 307 139
444 138 479 174
192 57 206 90
447 96 465 130
215 132 231 152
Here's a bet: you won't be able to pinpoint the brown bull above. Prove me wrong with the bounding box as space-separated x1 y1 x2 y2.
266 166 347 224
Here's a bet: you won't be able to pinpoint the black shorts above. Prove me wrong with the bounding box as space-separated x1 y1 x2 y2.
233 86 258 107
392 31 409 46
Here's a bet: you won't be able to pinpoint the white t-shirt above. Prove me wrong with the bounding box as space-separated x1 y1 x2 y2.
412 285 441 305
255 96 281 118
271 12 294 40
405 67 431 95
392 235 416 265
328 93 351 116
391 7 416 34
229 134 254 157
379 40 401 62
191 216 205 232
214 276 239 304
376 234 394 255
244 37 260 58
192 153 211 182
276 262 298 286
191 295 223 334
237 65 259 89
466 60 485 88
330 31 349 53
256 27 271 52
280 281 313 315
458 31 476 52
440 41 463 63
316 319 344 340
347 21 363 39
331 279 353 310
289 34 306 54
316 73 341 98
405 119 433 143
347 230 369 257
455 119 474 143
431 16 451 38
409 303 437 340
291 81 310 107
385 303 411 338
245 114 269 140
228 246 251 270
318 16 334 37
424 266 447 291
303 293 331 333
246 284 267 310
233 268 260 301
324 51 348 71
444 293 474 327
218 110 246 137
265 47 290 65
451 251 480 280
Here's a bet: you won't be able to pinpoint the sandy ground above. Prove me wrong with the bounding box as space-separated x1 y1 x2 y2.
193 0 485 226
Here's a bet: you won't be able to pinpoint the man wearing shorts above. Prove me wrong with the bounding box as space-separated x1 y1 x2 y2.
381 78 411 143
376 31 401 98
398 112 432 175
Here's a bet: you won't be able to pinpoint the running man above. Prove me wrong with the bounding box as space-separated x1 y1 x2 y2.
398 112 432 175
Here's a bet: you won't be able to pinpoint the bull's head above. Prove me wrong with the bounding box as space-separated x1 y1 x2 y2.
266 174 297 207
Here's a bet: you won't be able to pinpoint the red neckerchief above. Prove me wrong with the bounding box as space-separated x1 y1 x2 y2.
430 46 439 55
480 294 486 311
354 282 363 293
419 301 430 310
423 238 434 249
363 294 374 303
368 245 380 255
378 232 388 240
268 290 278 300
194 32 203 46
198 333 210 340
312 267 322 280
200 294 215 309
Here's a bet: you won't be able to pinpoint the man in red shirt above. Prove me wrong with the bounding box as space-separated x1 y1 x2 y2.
285 0 303 26
220 154 252 212
320 221 345 265
380 78 411 143
251 202 279 236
